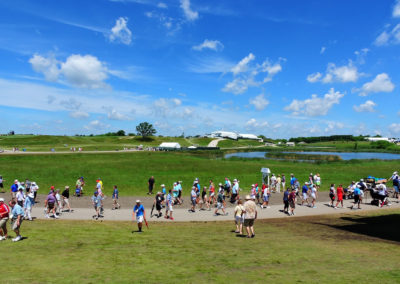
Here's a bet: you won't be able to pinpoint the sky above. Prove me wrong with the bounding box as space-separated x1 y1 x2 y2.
0 0 399 138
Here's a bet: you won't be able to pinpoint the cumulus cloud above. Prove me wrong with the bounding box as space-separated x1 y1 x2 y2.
69 111 89 119
30 54 109 89
29 54 60 81
284 88 344 117
223 54 284 95
389 123 400 135
245 118 269 129
320 46 326 54
157 2 167 9
180 0 199 21
324 122 344 133
374 24 400 46
353 100 377 112
102 107 132 120
393 0 400 18
109 17 132 45
153 98 183 117
192 39 224 51
354 48 369 64
249 94 269 111
357 73 395 96
172 98 182 106
60 98 82 110
84 120 110 131
307 72 322 83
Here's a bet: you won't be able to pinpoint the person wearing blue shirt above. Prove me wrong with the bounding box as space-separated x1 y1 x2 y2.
231 179 239 203
91 191 102 220
112 185 120 210
351 186 361 210
290 174 296 188
9 200 24 242
301 183 310 206
283 188 290 214
165 190 174 220
133 200 146 232
10 180 19 199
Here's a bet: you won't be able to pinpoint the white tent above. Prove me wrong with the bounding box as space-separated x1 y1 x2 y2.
188 145 197 149
238 133 261 141
209 131 238 140
159 142 181 149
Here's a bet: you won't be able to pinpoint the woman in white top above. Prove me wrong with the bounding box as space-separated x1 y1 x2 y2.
234 200 244 234
310 185 318 208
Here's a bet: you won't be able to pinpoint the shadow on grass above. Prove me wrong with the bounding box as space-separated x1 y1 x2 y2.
322 214 400 243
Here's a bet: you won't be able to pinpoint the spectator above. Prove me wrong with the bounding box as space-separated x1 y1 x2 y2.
9 200 24 242
148 176 155 195
133 200 146 232
62 186 72 212
243 195 257 238
0 198 10 240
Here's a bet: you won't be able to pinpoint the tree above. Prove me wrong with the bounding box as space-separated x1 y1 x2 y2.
136 122 156 139
116 130 125 136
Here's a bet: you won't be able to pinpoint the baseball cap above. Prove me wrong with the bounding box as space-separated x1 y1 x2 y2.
50 186 55 190
161 184 165 187
0 198 4 202
136 199 141 203
245 195 251 200
14 179 18 184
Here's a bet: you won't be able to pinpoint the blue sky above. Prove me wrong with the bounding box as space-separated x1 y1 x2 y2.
0 0 399 138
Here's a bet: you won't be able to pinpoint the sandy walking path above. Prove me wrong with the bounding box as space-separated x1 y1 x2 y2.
207 138 225 147
30 198 400 222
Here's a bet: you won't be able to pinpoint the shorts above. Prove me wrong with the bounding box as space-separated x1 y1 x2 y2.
191 198 196 207
11 192 17 198
48 202 55 209
156 204 162 211
329 194 335 201
217 202 224 209
354 195 360 203
11 218 22 230
316 181 321 186
289 200 295 209
302 193 308 200
263 195 269 202
311 194 316 200
136 215 144 223
235 215 244 224
394 185 399 193
0 217 8 230
0 183 3 188
63 198 70 205
167 204 173 212
244 218 254 227
210 192 215 197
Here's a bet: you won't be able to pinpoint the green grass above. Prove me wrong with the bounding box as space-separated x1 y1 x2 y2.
0 151 397 196
3 209 400 283
218 139 264 148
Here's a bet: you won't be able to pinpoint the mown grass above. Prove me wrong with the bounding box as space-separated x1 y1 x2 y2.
0 151 397 195
2 209 400 283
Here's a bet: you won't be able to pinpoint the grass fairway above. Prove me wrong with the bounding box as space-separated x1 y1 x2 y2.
3 209 400 283
0 151 398 195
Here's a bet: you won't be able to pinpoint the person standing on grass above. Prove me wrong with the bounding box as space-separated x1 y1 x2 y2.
62 186 72 212
329 184 336 207
214 189 227 216
0 175 5 193
261 184 270 209
335 184 344 209
165 189 174 220
45 190 59 219
283 188 290 214
301 182 310 206
133 200 145 233
148 176 155 195
351 185 361 210
288 188 296 216
234 199 244 234
112 185 120 210
24 191 34 221
9 200 24 242
0 198 10 241
243 195 257 238
310 184 318 208
91 191 102 220
189 186 197 213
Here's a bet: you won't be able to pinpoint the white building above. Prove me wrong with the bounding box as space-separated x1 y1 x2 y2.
159 142 181 149
286 142 295 147
208 131 238 140
365 137 390 142
238 133 263 142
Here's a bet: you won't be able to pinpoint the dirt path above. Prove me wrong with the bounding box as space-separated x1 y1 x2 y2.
207 138 225 147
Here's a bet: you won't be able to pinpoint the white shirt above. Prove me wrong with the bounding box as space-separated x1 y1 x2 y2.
16 191 25 201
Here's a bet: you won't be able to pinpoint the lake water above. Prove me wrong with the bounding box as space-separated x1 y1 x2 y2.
224 151 400 160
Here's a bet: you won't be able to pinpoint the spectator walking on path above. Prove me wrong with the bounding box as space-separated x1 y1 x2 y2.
133 200 146 233
45 191 59 219
301 183 310 206
335 184 344 209
148 176 155 195
165 190 174 220
234 200 244 234
9 200 24 242
189 186 197 213
351 185 362 210
243 195 257 238
62 186 72 212
10 180 19 199
283 188 290 214
288 188 296 216
329 184 336 207
91 191 102 220
214 189 227 216
112 185 120 210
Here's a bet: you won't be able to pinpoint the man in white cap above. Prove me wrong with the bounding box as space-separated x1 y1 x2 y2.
243 195 257 238
133 200 146 232
231 179 239 203
160 184 166 197
0 198 10 240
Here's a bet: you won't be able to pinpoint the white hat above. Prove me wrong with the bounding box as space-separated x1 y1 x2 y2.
136 199 141 203
251 184 255 187
0 198 4 202
219 183 222 186
161 184 165 187
245 195 251 200
173 182 177 185
233 179 237 182
14 179 18 184
394 171 398 175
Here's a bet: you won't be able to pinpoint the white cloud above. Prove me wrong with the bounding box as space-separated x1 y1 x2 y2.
249 94 269 111
29 54 60 82
245 118 269 129
157 2 167 8
308 61 360 83
69 111 89 119
393 0 400 18
354 48 369 64
172 98 182 106
60 98 82 110
353 100 377 112
374 24 400 46
388 123 400 135
284 88 344 117
192 39 224 51
180 0 199 21
320 46 326 54
324 121 344 133
307 72 322 83
84 120 110 131
222 78 250 95
231 53 255 75
358 73 395 96
187 56 234 73
109 17 132 45
103 107 132 120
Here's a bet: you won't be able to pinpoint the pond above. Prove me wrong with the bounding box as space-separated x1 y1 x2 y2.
224 151 400 160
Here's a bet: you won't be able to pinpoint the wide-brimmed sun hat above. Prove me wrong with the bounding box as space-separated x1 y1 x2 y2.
245 195 251 200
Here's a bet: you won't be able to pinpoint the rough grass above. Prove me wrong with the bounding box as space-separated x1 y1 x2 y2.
2 209 400 283
0 151 397 196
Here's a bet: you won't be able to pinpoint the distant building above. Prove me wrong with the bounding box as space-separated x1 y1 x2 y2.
365 137 390 142
208 131 238 140
265 142 277 147
159 142 181 149
238 133 263 142
286 142 295 147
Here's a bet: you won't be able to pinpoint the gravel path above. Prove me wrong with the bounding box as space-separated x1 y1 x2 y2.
207 138 225 147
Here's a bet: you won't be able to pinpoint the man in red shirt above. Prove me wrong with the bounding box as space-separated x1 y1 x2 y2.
0 198 10 240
